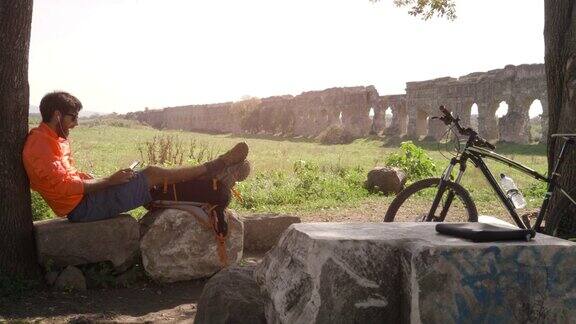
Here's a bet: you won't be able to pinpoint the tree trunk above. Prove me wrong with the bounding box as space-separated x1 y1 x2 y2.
0 0 39 278
543 0 576 237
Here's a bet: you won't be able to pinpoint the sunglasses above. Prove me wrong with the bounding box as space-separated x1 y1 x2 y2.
65 113 78 122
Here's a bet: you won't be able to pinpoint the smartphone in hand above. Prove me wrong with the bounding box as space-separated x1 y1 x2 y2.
129 161 140 170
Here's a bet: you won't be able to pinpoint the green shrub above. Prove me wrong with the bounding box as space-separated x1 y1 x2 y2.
31 191 53 221
232 160 370 211
384 141 437 181
524 181 547 200
138 135 217 167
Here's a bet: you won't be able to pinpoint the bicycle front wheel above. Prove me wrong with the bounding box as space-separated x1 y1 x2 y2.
384 178 478 223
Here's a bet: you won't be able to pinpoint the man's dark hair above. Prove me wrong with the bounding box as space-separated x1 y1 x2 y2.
39 91 83 123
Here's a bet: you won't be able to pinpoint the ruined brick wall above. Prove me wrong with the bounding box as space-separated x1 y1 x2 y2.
405 64 547 143
125 64 546 144
127 86 380 139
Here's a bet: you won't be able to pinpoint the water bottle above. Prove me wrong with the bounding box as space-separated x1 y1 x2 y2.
499 173 527 209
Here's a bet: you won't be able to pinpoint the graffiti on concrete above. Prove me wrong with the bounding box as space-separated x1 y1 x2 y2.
126 64 547 144
411 245 576 323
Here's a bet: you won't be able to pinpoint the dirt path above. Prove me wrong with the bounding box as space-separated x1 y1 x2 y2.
2 279 205 323
1 255 262 323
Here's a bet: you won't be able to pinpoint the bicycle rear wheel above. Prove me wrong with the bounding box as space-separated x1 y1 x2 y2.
384 178 478 223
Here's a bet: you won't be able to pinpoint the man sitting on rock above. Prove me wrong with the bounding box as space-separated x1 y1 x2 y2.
23 91 250 236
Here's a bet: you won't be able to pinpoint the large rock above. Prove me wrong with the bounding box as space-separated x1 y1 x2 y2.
34 215 139 270
195 265 267 324
139 208 243 282
242 214 301 253
255 222 576 323
364 166 406 195
316 125 355 144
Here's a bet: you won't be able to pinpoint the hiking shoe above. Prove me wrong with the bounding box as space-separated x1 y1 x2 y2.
219 142 249 166
215 160 251 189
204 142 249 176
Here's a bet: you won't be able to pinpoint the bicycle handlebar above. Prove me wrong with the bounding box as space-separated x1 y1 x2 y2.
436 105 496 150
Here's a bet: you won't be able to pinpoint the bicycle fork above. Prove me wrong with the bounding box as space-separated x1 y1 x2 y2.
425 157 467 222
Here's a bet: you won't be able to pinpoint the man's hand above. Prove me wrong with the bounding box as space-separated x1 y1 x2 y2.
82 168 136 193
79 172 94 180
107 169 136 186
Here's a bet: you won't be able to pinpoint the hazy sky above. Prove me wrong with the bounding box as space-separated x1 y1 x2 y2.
29 0 545 115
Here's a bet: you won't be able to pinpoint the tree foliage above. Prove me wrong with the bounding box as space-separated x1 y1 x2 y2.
372 0 457 20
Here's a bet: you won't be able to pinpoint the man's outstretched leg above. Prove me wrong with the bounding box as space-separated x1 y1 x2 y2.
142 142 249 188
67 142 249 223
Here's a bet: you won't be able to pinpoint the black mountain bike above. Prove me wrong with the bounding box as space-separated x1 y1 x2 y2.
384 106 576 237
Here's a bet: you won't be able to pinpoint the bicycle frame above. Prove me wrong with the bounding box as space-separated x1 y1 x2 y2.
430 137 575 233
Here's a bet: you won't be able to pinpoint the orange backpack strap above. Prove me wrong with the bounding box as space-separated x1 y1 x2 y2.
172 184 178 201
207 205 229 266
231 186 243 204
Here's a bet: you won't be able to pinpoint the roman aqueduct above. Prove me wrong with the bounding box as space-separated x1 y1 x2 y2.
126 63 547 144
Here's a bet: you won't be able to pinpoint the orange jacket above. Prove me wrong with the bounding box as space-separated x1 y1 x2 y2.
23 123 85 216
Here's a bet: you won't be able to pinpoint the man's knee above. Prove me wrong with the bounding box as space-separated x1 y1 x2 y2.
142 165 164 186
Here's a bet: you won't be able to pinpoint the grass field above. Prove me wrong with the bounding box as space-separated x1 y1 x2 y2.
29 117 548 223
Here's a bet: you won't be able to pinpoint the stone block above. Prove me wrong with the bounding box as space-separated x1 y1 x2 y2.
242 214 301 253
139 208 243 282
255 222 576 323
34 215 139 270
195 265 267 324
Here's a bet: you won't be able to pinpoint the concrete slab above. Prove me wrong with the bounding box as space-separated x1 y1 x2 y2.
255 222 576 323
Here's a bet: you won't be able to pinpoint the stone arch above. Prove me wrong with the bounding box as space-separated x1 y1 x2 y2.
529 99 543 118
384 107 392 128
528 99 544 143
495 101 509 119
368 107 378 134
370 106 386 134
382 105 402 136
470 103 479 130
495 100 509 142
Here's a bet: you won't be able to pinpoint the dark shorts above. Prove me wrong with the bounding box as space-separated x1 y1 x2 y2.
67 172 152 222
